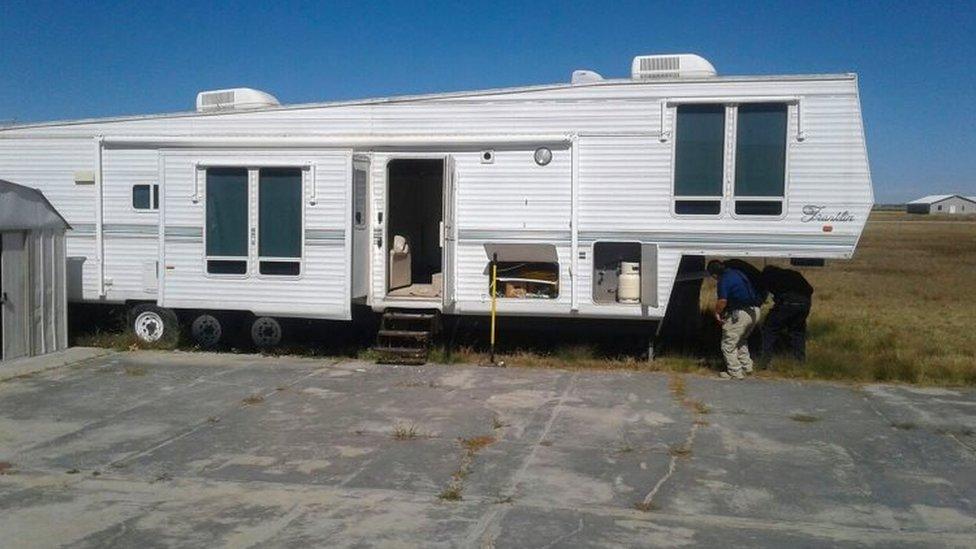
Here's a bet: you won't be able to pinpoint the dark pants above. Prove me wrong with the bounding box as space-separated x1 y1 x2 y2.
761 299 811 363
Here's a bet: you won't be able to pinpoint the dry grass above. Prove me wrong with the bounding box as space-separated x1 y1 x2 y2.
439 433 497 502
434 344 707 375
633 501 659 512
668 443 693 458
392 422 420 440
241 394 265 405
461 435 496 453
699 211 976 386
76 330 172 351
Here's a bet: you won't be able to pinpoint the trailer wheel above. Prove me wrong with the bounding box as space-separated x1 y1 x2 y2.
129 304 179 348
190 314 223 349
250 316 282 348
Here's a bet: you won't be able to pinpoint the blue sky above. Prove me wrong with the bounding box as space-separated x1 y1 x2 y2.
1 1 973 202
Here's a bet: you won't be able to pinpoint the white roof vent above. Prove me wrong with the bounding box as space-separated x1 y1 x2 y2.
195 88 280 112
571 69 605 85
631 54 716 80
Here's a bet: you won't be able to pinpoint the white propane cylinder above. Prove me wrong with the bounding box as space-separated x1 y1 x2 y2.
617 262 641 303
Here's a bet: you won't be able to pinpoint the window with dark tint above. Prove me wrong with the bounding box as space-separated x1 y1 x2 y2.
206 168 248 274
673 104 725 214
734 103 788 216
207 260 247 275
734 200 782 216
675 200 722 215
259 261 301 276
132 185 152 210
258 168 302 276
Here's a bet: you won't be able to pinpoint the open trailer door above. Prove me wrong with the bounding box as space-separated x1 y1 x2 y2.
442 155 457 313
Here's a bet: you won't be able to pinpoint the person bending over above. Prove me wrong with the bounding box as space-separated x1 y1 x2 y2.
708 260 762 380
760 265 813 365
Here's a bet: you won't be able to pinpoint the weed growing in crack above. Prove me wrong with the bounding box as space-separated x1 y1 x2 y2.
242 394 265 405
614 443 636 454
438 485 463 501
461 435 496 453
392 423 420 440
668 444 692 458
668 375 687 400
691 400 711 414
438 433 498 503
633 501 658 512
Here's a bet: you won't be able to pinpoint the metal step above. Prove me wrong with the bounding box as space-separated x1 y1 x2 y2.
384 311 437 321
378 329 430 340
372 346 428 355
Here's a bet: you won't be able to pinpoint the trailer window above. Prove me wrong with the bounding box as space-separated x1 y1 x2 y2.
258 168 303 276
673 104 724 215
132 183 159 210
205 168 248 275
733 103 788 216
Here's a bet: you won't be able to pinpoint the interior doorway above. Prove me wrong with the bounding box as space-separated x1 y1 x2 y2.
386 158 444 298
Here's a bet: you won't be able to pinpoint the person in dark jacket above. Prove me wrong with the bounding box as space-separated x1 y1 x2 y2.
759 265 813 364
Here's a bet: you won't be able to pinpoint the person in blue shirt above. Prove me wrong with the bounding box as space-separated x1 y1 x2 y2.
707 260 762 380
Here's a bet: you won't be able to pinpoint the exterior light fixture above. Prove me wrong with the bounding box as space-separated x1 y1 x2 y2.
534 147 552 166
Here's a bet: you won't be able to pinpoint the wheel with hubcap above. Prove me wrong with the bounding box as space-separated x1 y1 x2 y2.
128 304 179 348
250 316 282 348
190 314 223 348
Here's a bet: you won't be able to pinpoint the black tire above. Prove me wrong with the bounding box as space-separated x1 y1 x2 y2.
189 313 224 349
128 303 180 348
250 316 283 348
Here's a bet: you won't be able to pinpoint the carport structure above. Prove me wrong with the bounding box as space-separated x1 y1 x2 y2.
1 179 70 361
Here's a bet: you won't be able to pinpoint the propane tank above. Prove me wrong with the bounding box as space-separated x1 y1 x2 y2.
617 261 640 303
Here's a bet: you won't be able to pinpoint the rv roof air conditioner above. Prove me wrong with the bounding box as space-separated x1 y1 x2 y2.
630 54 717 80
195 88 280 112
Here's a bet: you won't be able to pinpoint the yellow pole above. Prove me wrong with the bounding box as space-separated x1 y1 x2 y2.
490 253 497 363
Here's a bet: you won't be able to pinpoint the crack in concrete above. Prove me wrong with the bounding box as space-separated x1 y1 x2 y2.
462 370 579 548
637 375 707 511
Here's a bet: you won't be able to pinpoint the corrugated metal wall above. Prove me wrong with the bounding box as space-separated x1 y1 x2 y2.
1 230 68 361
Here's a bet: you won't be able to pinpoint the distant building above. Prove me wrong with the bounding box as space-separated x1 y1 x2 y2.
906 194 976 215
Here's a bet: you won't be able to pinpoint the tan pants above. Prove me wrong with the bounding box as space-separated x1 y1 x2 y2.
721 306 761 374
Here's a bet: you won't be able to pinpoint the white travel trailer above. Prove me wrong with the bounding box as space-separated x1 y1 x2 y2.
0 54 873 356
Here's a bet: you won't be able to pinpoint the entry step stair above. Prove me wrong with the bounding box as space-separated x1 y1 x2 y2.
372 308 440 365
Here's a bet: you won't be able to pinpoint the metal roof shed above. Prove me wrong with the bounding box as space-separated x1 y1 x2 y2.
1 179 70 361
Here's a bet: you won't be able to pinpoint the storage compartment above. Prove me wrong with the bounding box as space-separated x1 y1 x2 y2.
484 244 559 299
592 242 641 304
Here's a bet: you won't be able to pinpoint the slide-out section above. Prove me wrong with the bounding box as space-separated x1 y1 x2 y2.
159 150 352 320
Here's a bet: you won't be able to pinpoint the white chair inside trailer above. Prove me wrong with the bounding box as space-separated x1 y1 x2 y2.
389 234 412 291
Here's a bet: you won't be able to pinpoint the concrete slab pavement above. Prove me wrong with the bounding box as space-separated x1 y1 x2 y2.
0 350 974 547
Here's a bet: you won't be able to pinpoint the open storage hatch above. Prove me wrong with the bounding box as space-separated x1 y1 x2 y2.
592 242 659 307
484 243 558 299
